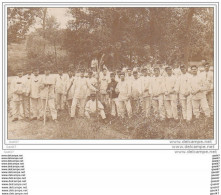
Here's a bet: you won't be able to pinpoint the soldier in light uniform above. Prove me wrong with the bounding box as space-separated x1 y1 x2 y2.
200 62 213 115
85 93 106 120
39 67 58 122
86 71 97 100
55 67 67 111
149 67 166 121
115 72 132 118
175 65 192 122
163 66 178 120
30 68 42 120
70 69 97 119
188 65 210 119
140 68 151 118
65 69 75 115
99 68 110 106
130 71 142 114
22 69 32 118
10 69 25 122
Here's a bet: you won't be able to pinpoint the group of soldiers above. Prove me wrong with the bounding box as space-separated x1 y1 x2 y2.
9 61 213 125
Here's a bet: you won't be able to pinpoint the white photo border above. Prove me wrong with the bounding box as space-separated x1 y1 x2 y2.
2 2 219 150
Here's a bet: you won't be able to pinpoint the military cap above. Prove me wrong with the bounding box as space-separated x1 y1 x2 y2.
180 64 186 69
165 66 172 70
110 72 115 76
204 62 210 66
133 71 138 74
120 72 125 76
190 65 198 69
142 67 147 71
90 92 96 97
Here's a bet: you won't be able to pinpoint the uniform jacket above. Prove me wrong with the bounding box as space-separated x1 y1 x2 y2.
163 75 177 100
200 71 213 92
149 76 165 100
72 77 96 99
40 74 56 99
107 80 118 99
10 76 25 101
23 74 32 96
115 80 131 101
99 74 110 95
131 78 142 100
188 74 205 100
175 73 191 100
140 76 151 98
55 74 67 94
85 100 104 113
30 75 42 99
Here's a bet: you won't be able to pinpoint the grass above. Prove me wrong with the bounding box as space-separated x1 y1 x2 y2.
7 107 214 140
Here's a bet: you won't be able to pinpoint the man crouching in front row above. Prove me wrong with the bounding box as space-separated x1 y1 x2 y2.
85 93 106 122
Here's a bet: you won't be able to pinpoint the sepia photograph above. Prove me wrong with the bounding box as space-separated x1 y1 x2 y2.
7 7 214 140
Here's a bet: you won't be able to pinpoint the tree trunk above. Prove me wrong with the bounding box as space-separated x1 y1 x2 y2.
184 8 195 67
42 8 47 53
54 40 57 65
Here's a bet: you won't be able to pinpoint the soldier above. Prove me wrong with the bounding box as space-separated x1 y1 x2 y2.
130 71 142 114
188 65 210 119
149 66 165 121
55 67 66 111
85 93 106 120
22 69 32 119
30 68 42 120
163 66 178 120
39 66 58 122
86 71 97 99
140 68 151 118
65 69 75 115
99 68 110 106
107 72 119 117
175 65 192 122
70 68 97 119
10 69 25 122
200 62 213 115
115 72 132 118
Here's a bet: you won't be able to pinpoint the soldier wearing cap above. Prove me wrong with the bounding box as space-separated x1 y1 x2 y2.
70 68 97 119
39 66 58 122
200 62 213 115
65 68 75 115
115 72 132 118
30 67 42 120
140 67 151 118
10 68 25 121
175 64 192 122
55 67 67 111
188 65 210 119
86 70 97 99
163 66 178 120
85 92 106 120
107 72 119 117
149 66 166 121
22 68 32 118
99 67 110 107
131 71 142 114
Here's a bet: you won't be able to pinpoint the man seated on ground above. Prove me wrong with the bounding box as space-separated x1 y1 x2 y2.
85 93 106 121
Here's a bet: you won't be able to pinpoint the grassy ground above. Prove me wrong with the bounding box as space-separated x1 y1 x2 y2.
8 108 214 140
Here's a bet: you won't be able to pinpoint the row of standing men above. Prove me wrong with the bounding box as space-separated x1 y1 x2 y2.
10 63 213 123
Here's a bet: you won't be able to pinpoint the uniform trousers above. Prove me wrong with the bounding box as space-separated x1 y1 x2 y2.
71 97 86 117
192 97 210 118
152 96 165 120
118 99 132 118
40 98 57 120
30 98 41 118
